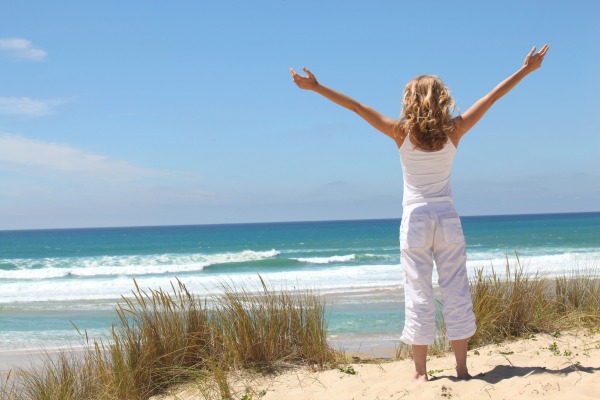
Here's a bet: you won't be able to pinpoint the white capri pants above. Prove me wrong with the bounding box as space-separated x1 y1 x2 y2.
399 201 476 345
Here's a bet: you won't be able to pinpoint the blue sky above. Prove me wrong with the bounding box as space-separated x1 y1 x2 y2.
1 0 599 230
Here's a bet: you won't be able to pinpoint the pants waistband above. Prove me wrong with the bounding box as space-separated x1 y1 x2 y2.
402 196 454 207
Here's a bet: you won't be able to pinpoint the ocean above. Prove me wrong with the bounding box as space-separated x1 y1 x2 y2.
1 212 599 353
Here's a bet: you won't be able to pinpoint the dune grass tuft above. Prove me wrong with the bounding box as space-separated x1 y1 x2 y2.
212 275 335 371
1 276 336 400
470 254 600 347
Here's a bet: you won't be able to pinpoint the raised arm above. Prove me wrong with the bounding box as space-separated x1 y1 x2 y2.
453 44 550 142
289 67 402 142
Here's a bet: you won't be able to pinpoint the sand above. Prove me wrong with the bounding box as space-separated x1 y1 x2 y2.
152 331 600 400
0 348 52 383
0 346 89 388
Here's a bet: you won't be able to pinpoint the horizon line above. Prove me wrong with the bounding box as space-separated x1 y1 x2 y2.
1 210 598 233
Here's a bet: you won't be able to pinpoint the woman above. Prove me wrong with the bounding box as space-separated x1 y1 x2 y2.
290 44 549 381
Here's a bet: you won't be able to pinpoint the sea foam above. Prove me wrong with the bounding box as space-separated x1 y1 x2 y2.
292 254 356 264
0 249 279 280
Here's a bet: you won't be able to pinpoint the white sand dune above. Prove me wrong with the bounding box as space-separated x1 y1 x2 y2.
153 331 600 400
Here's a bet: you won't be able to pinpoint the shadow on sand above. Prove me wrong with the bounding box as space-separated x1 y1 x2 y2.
431 363 599 384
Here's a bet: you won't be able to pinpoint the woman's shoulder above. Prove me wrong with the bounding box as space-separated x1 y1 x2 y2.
447 116 465 147
393 121 408 148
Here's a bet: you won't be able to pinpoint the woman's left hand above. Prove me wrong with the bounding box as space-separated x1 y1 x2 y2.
522 44 549 73
289 67 319 90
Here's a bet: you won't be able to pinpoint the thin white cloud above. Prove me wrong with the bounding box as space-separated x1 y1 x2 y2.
0 97 65 117
0 38 47 61
0 133 162 181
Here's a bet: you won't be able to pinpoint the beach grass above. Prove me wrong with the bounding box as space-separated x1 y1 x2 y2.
1 276 337 400
469 254 600 347
3 256 600 399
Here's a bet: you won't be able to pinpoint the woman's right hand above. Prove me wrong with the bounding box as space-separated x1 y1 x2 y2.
523 44 550 73
453 44 550 142
289 67 319 90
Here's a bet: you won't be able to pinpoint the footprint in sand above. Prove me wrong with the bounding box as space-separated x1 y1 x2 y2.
440 385 453 399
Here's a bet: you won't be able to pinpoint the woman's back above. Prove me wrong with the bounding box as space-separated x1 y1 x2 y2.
399 134 456 207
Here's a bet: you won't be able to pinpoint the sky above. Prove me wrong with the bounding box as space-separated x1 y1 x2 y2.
1 0 599 230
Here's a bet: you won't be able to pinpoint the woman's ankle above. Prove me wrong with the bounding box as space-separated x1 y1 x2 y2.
455 366 471 379
413 371 429 382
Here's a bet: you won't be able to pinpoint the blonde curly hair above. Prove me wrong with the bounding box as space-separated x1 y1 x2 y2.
399 75 456 151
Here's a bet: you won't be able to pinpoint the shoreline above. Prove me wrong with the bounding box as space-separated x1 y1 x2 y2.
5 274 598 356
0 336 399 374
0 346 90 375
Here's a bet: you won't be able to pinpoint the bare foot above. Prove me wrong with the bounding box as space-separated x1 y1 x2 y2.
456 369 472 380
413 372 429 382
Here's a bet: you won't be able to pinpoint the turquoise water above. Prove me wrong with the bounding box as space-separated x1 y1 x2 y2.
1 213 599 351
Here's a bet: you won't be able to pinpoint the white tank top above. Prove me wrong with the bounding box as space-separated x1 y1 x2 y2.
399 133 456 207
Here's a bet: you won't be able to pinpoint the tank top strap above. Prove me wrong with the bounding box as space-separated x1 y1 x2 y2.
399 131 412 151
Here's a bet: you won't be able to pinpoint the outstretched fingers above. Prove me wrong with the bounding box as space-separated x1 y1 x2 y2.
538 44 550 57
290 68 305 86
289 66 318 89
303 67 315 79
535 44 550 66
524 44 550 71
